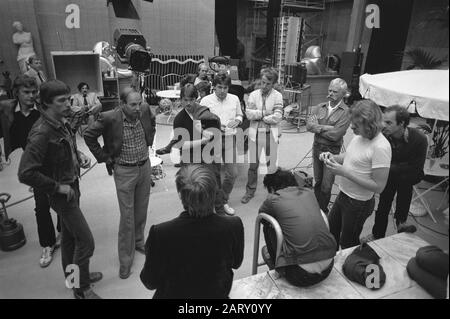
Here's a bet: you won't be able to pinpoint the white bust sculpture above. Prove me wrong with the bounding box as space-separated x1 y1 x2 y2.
12 21 36 74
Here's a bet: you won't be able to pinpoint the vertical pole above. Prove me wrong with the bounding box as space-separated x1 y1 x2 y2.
252 215 261 275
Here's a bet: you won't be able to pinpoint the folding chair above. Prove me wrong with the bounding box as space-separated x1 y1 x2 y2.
143 74 164 91
252 213 284 275
162 73 182 90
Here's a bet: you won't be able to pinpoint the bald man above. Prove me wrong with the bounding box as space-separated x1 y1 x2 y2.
84 88 156 280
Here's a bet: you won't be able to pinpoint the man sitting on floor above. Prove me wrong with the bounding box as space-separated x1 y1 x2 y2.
259 168 336 287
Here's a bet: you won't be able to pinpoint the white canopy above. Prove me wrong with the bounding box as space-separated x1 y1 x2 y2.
359 69 449 121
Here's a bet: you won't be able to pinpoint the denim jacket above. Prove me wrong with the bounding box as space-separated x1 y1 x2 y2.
18 111 81 195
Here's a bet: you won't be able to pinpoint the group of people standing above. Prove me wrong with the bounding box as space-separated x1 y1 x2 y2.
306 78 428 250
1 59 445 299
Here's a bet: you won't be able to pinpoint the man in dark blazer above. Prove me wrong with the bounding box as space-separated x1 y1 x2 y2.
84 88 156 279
140 165 244 299
0 75 61 268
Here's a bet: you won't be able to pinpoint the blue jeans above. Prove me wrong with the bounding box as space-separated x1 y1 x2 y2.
328 192 375 249
48 181 95 291
312 143 341 213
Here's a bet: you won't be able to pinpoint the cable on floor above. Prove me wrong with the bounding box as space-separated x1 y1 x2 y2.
4 161 98 209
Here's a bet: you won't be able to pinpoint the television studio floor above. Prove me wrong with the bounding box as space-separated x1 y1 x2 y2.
0 117 448 299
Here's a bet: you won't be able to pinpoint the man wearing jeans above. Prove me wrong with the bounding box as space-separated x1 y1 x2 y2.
84 88 156 279
0 75 61 268
324 100 391 249
18 80 101 299
201 72 243 215
306 78 350 214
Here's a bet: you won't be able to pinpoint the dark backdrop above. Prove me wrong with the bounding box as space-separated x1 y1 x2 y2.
364 0 414 74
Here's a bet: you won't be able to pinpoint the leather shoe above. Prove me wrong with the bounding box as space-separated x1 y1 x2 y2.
119 266 131 279
73 287 102 299
136 246 145 255
89 272 103 283
397 223 417 234
240 194 253 204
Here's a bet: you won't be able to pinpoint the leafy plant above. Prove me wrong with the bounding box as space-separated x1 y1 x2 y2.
404 48 447 70
430 121 449 158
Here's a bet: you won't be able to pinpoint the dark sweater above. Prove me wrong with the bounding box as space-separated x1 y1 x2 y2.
10 109 40 150
140 212 244 299
387 127 428 183
259 186 337 267
172 103 221 164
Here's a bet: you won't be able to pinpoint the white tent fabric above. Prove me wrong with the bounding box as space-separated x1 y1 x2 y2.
359 69 449 121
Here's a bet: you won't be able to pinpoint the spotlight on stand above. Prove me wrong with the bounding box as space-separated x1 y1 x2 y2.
113 28 152 72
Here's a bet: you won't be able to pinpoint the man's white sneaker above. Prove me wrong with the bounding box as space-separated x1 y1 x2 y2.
39 246 55 268
224 204 235 216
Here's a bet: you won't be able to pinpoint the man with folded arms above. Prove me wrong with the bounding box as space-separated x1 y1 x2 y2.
306 78 350 214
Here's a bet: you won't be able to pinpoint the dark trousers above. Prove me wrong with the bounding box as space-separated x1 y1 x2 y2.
263 222 334 287
221 135 237 203
48 181 95 291
34 188 61 248
328 192 375 249
246 131 278 197
372 172 421 239
407 245 449 299
312 143 341 214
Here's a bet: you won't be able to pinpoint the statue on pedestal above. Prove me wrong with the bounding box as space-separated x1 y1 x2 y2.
12 21 36 74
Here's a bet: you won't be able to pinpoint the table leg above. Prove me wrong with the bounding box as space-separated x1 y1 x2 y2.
437 185 449 210
412 185 438 223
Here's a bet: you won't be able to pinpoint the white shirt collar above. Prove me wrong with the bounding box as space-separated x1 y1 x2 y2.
15 102 37 116
328 100 343 109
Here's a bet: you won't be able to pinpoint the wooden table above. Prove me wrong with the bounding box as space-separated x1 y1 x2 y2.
230 233 434 299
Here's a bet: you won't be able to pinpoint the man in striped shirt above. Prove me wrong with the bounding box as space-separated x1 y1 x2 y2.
241 67 283 204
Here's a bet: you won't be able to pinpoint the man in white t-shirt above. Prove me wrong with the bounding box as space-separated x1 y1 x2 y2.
201 72 243 216
322 100 391 249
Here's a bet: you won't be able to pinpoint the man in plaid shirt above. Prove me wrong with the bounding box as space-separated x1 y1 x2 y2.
84 88 156 280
